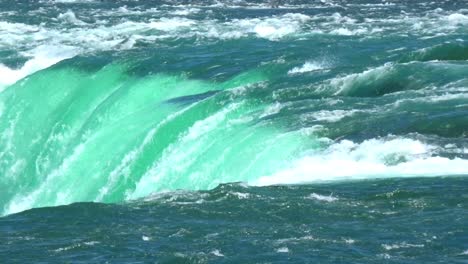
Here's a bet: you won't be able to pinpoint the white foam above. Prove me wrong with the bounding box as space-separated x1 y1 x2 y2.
254 137 468 186
170 8 201 16
288 61 327 75
53 0 95 3
95 150 139 202
330 27 367 36
229 191 250 199
307 193 338 202
306 109 360 122
1 7 463 88
57 10 86 25
276 247 289 253
1 4 466 68
378 253 392 259
394 92 468 106
382 243 424 250
53 241 99 253
53 244 80 252
211 249 225 257
84 241 99 246
149 17 195 31
446 13 468 25
0 21 39 37
215 13 311 41
254 24 296 39
260 102 282 118
0 45 78 90
325 63 393 95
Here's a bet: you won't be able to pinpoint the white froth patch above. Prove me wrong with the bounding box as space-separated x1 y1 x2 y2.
378 253 392 259
1 6 466 75
221 13 311 41
331 28 352 36
149 18 195 31
96 149 139 202
229 192 250 199
57 10 86 25
53 244 80 252
276 247 289 253
254 24 296 39
260 102 282 118
0 45 78 90
382 243 424 251
307 193 338 202
446 13 468 25
288 61 328 75
326 63 392 95
307 109 359 122
0 17 200 82
211 249 224 257
0 21 39 36
395 93 468 106
254 138 468 186
171 8 201 16
330 28 367 36
54 0 95 2
53 241 99 253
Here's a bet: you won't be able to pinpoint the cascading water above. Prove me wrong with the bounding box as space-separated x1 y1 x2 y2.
1 0 467 262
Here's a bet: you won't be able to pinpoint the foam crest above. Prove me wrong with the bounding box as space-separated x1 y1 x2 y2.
1 7 465 89
306 109 360 122
330 28 367 36
254 137 468 186
318 61 468 97
149 17 195 31
53 0 95 3
57 10 86 25
0 21 39 36
446 13 468 25
208 13 311 40
307 193 338 202
0 45 78 91
170 8 201 16
401 43 468 62
324 64 393 96
288 61 328 75
260 102 282 118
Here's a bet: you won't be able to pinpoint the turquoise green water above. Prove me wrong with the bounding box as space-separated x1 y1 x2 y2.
0 0 467 262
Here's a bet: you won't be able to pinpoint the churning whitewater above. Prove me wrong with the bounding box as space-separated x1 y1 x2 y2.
0 0 467 262
1 0 467 216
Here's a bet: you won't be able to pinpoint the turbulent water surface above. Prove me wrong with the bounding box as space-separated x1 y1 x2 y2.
0 0 468 262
